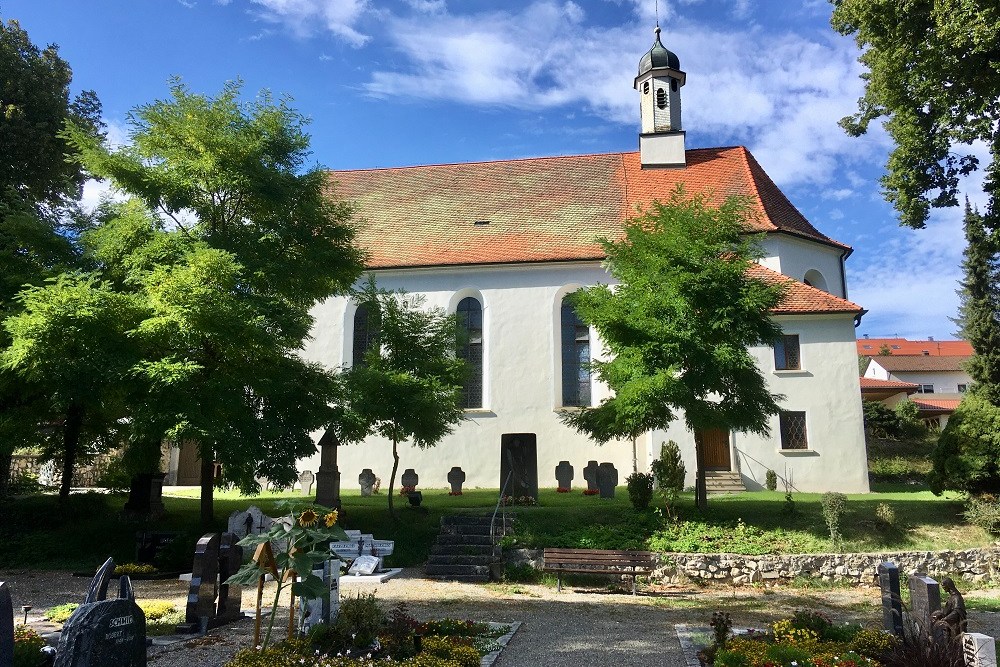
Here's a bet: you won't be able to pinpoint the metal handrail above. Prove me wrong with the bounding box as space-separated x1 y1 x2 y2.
490 470 513 551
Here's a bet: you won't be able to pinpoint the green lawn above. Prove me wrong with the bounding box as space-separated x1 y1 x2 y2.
0 484 986 573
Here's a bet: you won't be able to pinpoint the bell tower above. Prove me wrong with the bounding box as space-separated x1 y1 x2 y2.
634 26 686 168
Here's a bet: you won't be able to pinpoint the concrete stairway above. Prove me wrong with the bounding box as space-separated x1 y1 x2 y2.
424 514 513 582
705 471 747 495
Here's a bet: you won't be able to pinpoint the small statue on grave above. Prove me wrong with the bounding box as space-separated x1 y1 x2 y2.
932 577 968 639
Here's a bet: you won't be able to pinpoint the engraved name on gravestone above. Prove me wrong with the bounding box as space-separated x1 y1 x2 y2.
298 470 315 496
583 460 599 492
447 467 465 494
359 469 376 497
348 555 380 577
963 633 998 667
54 559 147 667
1 581 13 667
908 574 941 636
597 462 618 499
400 469 418 489
555 461 574 490
878 562 904 637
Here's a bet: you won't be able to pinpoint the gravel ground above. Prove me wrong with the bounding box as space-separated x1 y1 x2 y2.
5 568 1000 667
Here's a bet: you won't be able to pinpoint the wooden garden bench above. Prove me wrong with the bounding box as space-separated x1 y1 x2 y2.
542 548 656 595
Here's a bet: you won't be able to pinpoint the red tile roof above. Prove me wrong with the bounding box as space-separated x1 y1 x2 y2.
748 264 863 315
857 338 973 356
868 356 969 372
912 398 962 412
326 146 849 271
859 377 920 391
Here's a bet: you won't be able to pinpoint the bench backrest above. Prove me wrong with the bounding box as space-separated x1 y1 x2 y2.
543 548 655 568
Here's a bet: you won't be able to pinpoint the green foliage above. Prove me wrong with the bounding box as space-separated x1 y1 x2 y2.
625 472 654 510
421 636 481 667
45 603 79 623
930 393 1000 495
875 502 897 527
136 599 175 619
648 518 817 555
650 441 686 516
327 592 387 652
863 401 904 439
894 400 927 438
955 204 1000 404
710 611 733 648
13 625 46 667
821 492 848 549
849 628 898 659
765 469 777 492
115 563 158 576
964 495 1000 535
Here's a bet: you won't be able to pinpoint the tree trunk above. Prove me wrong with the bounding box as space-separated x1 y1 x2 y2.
694 433 707 511
388 437 400 519
200 443 215 527
59 402 84 501
631 436 638 474
0 450 11 497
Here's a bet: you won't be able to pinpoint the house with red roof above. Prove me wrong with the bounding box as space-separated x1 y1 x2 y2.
863 351 973 429
300 28 870 494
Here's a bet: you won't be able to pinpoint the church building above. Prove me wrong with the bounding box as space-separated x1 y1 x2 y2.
299 28 870 494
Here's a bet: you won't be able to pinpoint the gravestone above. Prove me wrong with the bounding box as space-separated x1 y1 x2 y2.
298 470 315 496
54 560 146 667
963 633 998 667
908 574 941 636
134 532 178 565
183 533 221 633
400 469 419 489
555 461 574 489
348 555 380 576
298 559 342 635
596 462 618 499
499 433 538 500
215 534 243 626
878 562 904 637
447 467 465 494
358 469 376 497
226 506 273 541
1 581 12 667
583 460 599 492
314 429 342 510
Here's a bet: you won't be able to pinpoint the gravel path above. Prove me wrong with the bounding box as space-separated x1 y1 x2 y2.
5 568 1000 666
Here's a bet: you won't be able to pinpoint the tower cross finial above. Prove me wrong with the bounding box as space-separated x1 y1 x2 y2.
655 0 659 28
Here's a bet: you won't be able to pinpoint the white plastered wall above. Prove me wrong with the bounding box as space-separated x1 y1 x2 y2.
759 234 848 299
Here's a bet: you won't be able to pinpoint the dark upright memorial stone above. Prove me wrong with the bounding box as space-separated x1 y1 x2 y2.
447 467 465 494
878 562 904 637
184 533 221 633
1 581 13 667
583 460 599 492
86 557 117 604
596 462 618 499
500 433 538 501
215 533 244 627
555 461 574 490
358 469 376 497
908 574 941 636
54 562 146 667
400 469 419 489
315 429 342 510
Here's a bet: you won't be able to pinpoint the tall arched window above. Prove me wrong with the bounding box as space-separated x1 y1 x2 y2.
352 302 378 367
456 297 483 408
561 298 591 407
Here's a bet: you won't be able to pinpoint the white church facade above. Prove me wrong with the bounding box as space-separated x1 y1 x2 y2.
298 29 871 494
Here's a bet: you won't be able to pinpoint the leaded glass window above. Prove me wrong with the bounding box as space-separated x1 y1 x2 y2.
352 302 378 367
774 334 801 370
779 411 808 450
457 297 483 408
561 299 591 407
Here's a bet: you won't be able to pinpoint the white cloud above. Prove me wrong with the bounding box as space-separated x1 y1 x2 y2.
249 0 371 47
823 188 853 200
404 0 445 12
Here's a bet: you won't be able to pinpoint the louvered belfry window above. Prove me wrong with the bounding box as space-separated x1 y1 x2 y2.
456 297 483 408
779 411 808 450
561 298 591 407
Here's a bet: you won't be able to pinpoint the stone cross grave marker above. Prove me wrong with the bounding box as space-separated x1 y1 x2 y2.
878 562 904 637
597 462 618 499
54 559 147 667
1 581 13 667
964 633 998 667
400 468 419 489
359 469 376 497
555 461 574 490
183 533 221 633
215 533 243 626
227 506 273 561
908 574 941 636
298 470 315 496
583 460 599 492
447 467 465 494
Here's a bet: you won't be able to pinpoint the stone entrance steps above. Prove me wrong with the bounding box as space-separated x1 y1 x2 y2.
425 514 513 582
705 471 746 495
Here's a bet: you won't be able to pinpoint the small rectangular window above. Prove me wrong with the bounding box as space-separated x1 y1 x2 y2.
779 411 808 450
958 384 968 393
917 384 934 394
774 334 801 371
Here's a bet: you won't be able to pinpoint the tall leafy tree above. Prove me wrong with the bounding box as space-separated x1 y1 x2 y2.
343 281 466 518
67 82 363 523
561 188 786 510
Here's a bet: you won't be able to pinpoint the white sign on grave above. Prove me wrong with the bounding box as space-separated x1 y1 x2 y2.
348 555 380 576
964 634 998 667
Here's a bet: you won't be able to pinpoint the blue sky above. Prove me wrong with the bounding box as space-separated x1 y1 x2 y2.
4 0 985 340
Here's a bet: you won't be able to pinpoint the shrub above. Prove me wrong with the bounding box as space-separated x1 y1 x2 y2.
964 494 1000 535
650 441 685 516
895 399 927 438
789 609 832 636
625 472 654 510
930 393 1000 495
875 502 897 526
765 469 777 492
14 625 46 667
849 627 898 660
45 603 79 623
710 611 732 648
864 400 904 438
421 636 481 667
115 563 158 576
137 599 175 620
311 592 387 655
820 492 848 549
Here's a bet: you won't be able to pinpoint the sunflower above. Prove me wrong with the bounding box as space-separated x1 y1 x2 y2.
298 509 318 528
323 510 339 528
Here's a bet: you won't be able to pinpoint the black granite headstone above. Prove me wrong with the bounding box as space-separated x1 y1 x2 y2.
908 574 941 636
500 433 538 500
583 460 599 492
54 564 146 667
400 469 419 489
184 533 220 633
447 467 465 494
0 581 13 667
359 469 376 497
215 533 243 627
555 461 574 489
878 562 904 637
596 462 618 499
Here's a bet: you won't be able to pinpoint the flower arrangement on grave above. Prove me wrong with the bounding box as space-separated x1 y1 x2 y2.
557 487 571 493
448 490 463 496
500 495 537 506
399 485 416 496
582 488 599 496
226 500 349 650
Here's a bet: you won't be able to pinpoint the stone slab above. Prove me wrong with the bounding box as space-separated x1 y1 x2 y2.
338 568 403 584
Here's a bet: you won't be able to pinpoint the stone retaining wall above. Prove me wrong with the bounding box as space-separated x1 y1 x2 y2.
7 453 115 488
504 547 1000 584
